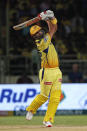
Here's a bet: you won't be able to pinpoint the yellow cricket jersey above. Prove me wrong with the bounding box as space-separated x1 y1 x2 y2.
35 33 59 68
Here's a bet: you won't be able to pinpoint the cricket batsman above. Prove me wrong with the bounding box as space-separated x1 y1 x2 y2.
26 10 62 127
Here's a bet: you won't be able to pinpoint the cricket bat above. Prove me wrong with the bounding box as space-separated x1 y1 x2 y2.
13 16 41 30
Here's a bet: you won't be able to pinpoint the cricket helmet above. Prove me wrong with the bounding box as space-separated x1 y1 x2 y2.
30 25 42 36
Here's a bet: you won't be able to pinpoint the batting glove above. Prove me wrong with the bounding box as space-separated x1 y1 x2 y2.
38 12 48 20
45 10 54 19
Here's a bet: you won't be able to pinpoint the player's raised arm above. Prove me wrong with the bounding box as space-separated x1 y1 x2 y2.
46 17 57 39
38 10 58 39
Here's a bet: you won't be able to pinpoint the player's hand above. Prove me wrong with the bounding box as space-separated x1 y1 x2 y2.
38 10 54 20
45 10 54 19
38 12 48 20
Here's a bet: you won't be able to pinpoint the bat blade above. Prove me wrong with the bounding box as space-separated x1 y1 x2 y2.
13 16 41 30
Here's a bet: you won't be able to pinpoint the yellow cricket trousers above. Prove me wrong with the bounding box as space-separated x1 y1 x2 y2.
26 67 62 123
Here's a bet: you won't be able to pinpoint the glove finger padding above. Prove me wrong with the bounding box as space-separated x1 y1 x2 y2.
38 12 48 20
38 10 54 21
46 10 54 15
46 10 54 18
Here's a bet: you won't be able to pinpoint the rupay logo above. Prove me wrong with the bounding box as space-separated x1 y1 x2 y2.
0 89 36 103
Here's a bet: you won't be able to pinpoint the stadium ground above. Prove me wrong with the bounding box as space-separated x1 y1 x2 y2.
0 115 87 131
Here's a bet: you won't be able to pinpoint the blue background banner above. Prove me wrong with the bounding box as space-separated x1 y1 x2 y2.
0 84 87 111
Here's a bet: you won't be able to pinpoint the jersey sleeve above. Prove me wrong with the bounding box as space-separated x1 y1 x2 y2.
36 33 51 52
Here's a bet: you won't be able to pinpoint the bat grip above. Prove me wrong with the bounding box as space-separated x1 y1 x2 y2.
37 14 42 20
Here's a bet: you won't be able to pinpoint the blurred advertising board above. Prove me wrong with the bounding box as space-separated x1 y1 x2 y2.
0 84 87 111
0 111 13 116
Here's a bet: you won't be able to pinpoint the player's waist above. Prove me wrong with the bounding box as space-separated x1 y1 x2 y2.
41 62 59 68
41 65 59 68
41 66 59 70
40 67 61 81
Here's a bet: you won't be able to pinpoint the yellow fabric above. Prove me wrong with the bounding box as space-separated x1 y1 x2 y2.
39 67 62 97
50 18 57 24
39 67 62 123
26 94 48 114
43 90 61 123
30 25 41 35
26 67 62 120
35 33 59 68
27 30 62 123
